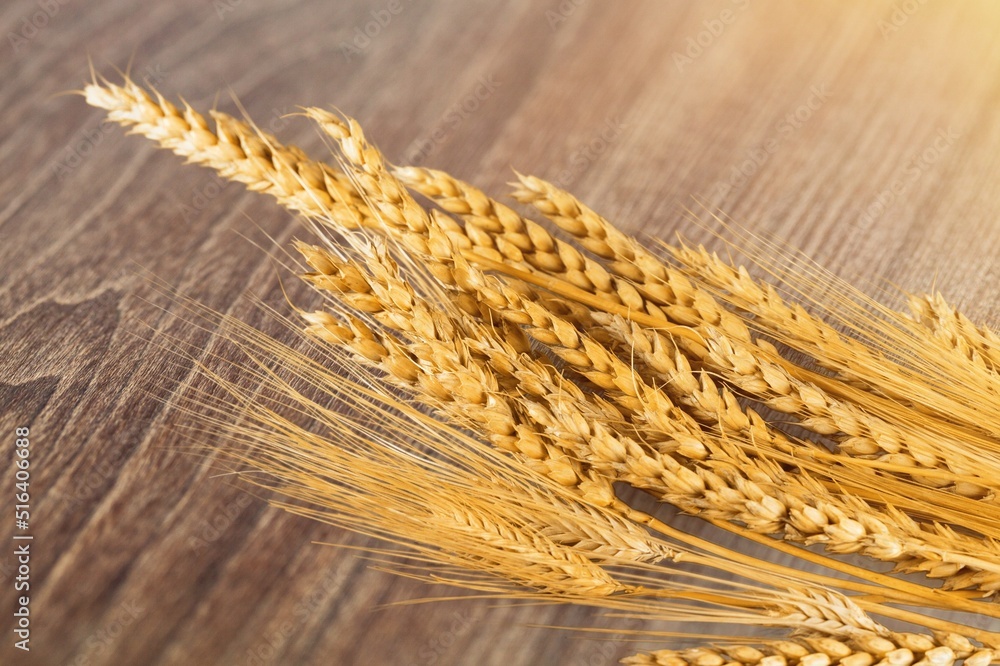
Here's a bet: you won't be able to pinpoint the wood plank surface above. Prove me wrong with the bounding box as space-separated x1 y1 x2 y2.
2 1 1000 664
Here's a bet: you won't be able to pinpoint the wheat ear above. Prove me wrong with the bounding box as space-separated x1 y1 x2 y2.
624 640 991 666
84 74 1000 612
908 292 1000 375
623 588 996 664
83 76 375 226
622 587 1000 664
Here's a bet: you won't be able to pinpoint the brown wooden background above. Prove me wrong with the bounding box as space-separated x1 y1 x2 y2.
3 1 1000 664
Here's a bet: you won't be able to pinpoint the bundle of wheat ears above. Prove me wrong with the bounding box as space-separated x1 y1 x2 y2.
83 72 1000 665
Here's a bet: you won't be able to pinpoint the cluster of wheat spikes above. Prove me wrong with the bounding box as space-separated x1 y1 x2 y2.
84 72 1000 664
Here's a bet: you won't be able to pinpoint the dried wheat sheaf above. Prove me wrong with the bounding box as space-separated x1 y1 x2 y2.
84 72 1000 665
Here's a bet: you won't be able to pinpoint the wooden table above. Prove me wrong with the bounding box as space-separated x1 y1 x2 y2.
3 1 1000 664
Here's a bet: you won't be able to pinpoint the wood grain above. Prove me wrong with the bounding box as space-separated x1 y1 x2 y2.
3 1 1000 664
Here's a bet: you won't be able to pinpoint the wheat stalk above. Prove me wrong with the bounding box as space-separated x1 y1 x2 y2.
84 77 1000 495
85 74 1000 663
